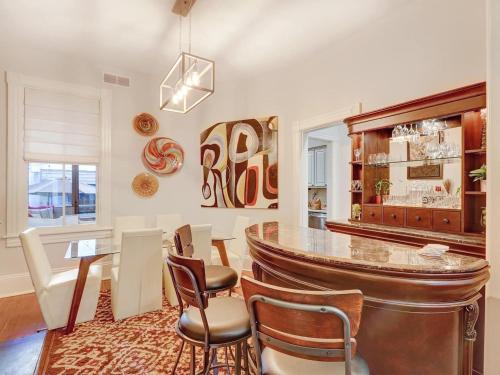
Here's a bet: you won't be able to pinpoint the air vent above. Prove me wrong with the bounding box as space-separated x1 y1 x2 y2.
103 73 130 87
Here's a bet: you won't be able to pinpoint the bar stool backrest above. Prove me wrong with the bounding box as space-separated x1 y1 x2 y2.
241 276 364 373
174 224 194 257
167 251 208 309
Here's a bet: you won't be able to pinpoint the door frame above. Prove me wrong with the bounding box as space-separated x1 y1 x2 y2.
291 103 361 227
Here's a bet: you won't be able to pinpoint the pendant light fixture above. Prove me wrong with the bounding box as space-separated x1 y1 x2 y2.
160 2 214 113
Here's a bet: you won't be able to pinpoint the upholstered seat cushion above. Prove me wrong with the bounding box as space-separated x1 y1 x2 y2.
205 265 238 291
261 347 369 375
179 297 251 344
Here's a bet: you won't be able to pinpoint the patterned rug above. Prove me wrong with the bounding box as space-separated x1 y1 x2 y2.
43 291 237 374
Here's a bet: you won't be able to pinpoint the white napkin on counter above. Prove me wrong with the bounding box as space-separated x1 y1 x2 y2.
417 244 449 257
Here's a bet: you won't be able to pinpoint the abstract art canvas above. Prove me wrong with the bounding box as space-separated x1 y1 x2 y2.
200 116 278 208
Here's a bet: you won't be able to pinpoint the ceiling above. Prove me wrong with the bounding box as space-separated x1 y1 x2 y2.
0 0 409 77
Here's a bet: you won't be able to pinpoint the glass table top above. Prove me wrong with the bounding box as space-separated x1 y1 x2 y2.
65 239 118 259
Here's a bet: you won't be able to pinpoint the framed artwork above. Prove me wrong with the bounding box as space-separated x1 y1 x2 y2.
407 134 443 179
200 116 278 208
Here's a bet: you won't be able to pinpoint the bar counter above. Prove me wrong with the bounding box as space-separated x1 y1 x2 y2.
246 222 490 375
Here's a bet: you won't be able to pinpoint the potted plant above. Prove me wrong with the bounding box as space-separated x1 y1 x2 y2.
374 178 392 204
469 165 486 192
351 203 362 220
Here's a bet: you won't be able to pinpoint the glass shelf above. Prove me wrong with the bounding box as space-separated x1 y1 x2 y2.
365 156 461 168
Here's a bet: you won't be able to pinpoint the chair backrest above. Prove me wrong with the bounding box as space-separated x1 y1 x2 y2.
117 228 163 313
166 251 208 309
191 224 212 264
19 228 53 294
241 276 363 372
113 216 147 245
155 214 183 239
229 216 250 257
174 224 194 257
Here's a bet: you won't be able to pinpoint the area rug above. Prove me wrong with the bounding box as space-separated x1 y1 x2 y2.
42 291 236 374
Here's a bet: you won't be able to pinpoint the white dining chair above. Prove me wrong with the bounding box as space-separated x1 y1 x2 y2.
112 215 147 266
155 214 183 240
211 216 250 278
111 228 163 321
19 228 102 330
163 224 212 307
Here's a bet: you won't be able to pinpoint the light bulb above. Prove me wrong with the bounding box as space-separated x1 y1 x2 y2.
172 92 180 104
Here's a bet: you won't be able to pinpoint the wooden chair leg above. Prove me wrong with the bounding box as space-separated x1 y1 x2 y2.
189 345 196 375
171 340 185 375
235 342 242 375
243 340 249 374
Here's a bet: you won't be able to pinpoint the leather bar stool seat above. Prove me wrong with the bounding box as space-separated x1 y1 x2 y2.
261 347 370 375
205 265 238 291
179 297 251 344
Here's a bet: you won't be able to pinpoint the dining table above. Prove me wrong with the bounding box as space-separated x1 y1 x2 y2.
64 238 118 334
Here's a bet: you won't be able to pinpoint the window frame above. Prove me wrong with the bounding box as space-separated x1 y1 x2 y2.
5 73 112 247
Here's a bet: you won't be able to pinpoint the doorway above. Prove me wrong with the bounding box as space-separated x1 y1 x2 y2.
305 124 351 229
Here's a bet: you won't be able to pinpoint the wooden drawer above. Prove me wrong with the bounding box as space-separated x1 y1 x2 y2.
382 206 405 227
363 205 382 224
432 210 461 233
406 208 432 230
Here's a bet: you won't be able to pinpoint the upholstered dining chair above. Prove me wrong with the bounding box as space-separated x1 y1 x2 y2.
211 216 250 279
111 228 163 321
166 252 251 375
240 276 369 375
19 228 102 330
111 215 147 266
174 224 238 295
155 213 183 240
163 224 212 307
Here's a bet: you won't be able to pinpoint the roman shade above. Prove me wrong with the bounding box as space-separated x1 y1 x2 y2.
24 88 101 163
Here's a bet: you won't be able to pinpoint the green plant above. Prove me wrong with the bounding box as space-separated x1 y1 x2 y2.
352 203 361 214
469 165 486 182
375 178 392 196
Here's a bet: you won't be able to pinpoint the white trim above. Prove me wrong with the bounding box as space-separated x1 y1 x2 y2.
0 261 113 298
6 72 112 244
4 226 112 248
291 104 362 227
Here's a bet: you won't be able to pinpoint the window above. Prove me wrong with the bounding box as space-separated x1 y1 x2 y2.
6 73 111 245
28 163 97 227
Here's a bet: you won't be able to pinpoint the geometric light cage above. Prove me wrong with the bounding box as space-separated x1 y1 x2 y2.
160 52 214 114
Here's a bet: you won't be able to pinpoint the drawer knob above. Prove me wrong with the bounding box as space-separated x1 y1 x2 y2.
415 215 421 221
391 213 396 219
370 212 375 217
442 218 450 224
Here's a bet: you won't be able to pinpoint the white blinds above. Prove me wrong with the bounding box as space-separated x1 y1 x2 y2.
24 88 101 164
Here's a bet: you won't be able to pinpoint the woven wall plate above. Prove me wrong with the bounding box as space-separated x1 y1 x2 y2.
142 137 184 175
131 173 159 197
133 113 159 136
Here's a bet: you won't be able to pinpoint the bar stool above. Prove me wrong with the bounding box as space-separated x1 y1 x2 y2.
240 276 370 375
174 224 238 295
166 252 251 374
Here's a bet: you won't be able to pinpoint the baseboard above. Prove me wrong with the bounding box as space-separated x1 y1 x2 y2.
0 262 112 298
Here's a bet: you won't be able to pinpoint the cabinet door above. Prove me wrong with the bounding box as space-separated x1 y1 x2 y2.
314 148 327 186
307 150 315 186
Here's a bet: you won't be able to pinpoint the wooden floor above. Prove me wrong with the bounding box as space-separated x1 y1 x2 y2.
0 281 111 374
0 293 45 342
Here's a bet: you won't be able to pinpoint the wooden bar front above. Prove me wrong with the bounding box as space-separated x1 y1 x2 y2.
246 222 490 375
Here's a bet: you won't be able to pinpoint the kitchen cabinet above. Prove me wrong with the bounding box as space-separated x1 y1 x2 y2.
308 146 327 187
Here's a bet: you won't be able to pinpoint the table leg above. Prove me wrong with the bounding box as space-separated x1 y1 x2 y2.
212 240 230 267
65 255 104 334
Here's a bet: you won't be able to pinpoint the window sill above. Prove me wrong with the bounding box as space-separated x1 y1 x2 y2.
3 225 113 248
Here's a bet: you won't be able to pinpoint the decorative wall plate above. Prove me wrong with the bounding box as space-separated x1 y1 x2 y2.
131 173 159 197
133 113 159 136
142 137 184 175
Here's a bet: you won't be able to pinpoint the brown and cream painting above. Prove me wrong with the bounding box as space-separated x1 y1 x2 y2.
200 116 278 209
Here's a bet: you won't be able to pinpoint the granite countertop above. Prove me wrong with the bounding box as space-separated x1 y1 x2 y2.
326 219 486 246
246 222 488 274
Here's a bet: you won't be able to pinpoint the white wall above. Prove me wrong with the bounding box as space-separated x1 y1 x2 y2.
0 0 488 297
